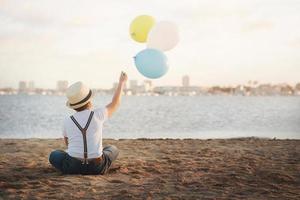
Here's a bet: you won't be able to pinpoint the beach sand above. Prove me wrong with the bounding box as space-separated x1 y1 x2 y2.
0 138 299 200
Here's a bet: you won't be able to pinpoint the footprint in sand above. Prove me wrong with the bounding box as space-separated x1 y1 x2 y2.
5 142 16 145
144 166 162 174
27 180 41 185
42 168 57 173
109 179 125 184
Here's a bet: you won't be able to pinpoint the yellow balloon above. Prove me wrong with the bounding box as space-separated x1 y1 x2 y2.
130 15 155 43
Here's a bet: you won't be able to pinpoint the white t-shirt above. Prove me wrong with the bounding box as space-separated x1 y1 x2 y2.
63 107 108 159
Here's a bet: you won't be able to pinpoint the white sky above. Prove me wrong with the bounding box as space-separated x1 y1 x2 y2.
0 0 299 89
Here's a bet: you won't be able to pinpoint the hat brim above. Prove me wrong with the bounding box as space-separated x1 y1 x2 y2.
66 91 95 109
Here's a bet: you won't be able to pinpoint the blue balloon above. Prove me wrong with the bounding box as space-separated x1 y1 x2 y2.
134 48 168 79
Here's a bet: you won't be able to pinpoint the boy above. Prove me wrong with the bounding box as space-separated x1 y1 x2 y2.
49 72 128 175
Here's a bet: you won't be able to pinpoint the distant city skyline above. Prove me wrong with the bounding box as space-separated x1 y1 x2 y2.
1 77 298 96
2 77 300 90
6 77 300 90
0 0 299 89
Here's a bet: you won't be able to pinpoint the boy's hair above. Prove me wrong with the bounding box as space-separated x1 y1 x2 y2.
74 102 91 112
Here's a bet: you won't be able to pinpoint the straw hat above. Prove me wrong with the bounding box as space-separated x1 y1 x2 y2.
66 82 93 109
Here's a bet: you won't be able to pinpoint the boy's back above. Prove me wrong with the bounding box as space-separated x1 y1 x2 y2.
63 107 108 159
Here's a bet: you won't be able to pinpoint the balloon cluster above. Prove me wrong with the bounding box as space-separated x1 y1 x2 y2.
130 15 179 79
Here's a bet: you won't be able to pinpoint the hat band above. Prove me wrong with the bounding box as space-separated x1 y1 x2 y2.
69 90 92 106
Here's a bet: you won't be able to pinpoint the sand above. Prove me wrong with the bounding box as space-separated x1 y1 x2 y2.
0 138 299 200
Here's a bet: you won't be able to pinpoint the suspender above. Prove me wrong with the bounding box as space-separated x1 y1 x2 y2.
70 111 94 165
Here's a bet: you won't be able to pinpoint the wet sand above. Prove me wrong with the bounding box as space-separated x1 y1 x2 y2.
0 138 299 200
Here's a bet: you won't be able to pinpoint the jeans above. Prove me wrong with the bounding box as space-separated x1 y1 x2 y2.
49 145 119 175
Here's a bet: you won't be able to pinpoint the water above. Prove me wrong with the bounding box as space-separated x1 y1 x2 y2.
0 95 299 139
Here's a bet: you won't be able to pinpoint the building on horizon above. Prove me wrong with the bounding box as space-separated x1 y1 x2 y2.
182 75 190 87
18 81 27 93
28 81 35 92
126 80 153 94
143 80 153 92
56 80 68 93
129 80 138 90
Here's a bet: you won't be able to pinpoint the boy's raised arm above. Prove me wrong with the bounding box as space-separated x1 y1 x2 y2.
106 71 128 118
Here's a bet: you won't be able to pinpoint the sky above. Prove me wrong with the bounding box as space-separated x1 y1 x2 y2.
0 0 299 89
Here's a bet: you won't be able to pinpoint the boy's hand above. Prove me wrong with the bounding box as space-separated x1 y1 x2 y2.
119 71 128 84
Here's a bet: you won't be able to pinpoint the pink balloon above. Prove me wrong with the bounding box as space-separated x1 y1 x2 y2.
147 21 179 51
